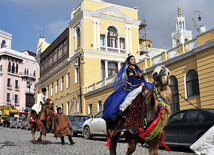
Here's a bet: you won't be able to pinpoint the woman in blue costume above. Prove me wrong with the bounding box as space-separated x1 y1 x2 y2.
103 55 152 121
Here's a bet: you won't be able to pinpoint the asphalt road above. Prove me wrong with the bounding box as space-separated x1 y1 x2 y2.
0 126 196 155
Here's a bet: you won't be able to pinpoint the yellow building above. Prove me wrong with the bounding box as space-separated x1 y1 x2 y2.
35 0 143 115
84 6 214 115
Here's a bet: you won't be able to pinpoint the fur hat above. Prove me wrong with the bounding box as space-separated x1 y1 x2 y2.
42 88 47 92
57 107 62 111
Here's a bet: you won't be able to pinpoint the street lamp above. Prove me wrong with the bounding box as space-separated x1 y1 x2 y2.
74 49 85 113
192 10 206 34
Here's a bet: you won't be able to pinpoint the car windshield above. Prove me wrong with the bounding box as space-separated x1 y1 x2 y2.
19 117 25 120
73 116 89 122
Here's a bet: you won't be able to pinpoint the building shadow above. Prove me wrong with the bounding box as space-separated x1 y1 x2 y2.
0 141 16 149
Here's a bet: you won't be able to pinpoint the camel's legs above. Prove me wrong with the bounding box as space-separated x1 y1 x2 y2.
37 132 42 143
125 132 138 155
109 132 121 155
147 130 164 155
31 127 36 144
43 132 48 145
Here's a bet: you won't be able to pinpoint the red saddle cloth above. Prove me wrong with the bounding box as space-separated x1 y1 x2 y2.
30 118 39 129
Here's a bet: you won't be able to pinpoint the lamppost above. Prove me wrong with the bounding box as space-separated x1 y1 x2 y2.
192 10 206 34
74 49 85 113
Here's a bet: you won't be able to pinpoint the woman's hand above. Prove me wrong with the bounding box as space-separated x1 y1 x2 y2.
139 72 142 77
141 83 145 87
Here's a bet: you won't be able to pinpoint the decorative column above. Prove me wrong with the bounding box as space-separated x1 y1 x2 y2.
97 22 100 50
93 21 96 49
126 27 129 54
71 27 74 56
105 60 108 78
81 20 84 48
105 34 108 51
129 28 133 54
117 37 120 53
118 62 121 70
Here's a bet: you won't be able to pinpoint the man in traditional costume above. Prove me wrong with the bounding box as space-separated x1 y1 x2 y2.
54 107 75 145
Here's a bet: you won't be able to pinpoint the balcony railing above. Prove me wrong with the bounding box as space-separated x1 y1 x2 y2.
7 84 12 89
96 80 104 89
100 46 126 53
184 38 198 52
167 46 179 59
106 75 115 85
152 54 162 65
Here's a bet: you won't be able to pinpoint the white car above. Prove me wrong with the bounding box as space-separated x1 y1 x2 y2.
82 110 106 139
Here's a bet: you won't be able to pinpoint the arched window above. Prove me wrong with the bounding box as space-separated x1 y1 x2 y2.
169 76 180 114
186 70 200 97
12 63 15 73
107 27 117 48
16 64 19 74
1 40 6 48
76 27 81 48
8 62 11 72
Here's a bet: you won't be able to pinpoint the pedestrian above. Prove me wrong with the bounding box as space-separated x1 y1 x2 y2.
54 107 75 145
29 88 47 123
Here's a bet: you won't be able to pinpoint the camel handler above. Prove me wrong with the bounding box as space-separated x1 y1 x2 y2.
54 107 75 145
29 88 47 123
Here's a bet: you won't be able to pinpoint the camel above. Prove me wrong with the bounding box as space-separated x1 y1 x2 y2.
28 98 55 144
106 65 172 155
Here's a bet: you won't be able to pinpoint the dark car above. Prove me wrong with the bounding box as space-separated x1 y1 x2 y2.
2 117 16 127
163 108 214 147
66 115 89 136
20 117 30 130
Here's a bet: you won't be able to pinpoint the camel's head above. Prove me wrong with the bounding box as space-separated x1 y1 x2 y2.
152 65 170 86
44 98 54 111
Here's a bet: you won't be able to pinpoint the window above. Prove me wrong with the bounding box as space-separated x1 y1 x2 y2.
88 104 92 115
97 101 102 112
120 38 125 49
186 70 200 97
8 62 11 72
49 53 53 67
95 111 103 118
1 40 6 48
168 112 185 124
182 111 200 123
61 76 64 91
15 94 18 103
16 64 19 74
58 44 62 59
75 68 79 83
12 63 15 73
25 68 29 75
55 80 58 94
7 93 10 102
169 76 180 114
63 39 68 55
100 35 105 46
7 78 11 87
76 27 81 48
15 80 19 89
44 57 48 70
74 98 76 113
101 61 105 80
67 73 70 88
66 101 69 115
107 27 117 48
77 96 79 113
53 49 57 63
108 62 117 76
51 83 53 96
46 85 49 98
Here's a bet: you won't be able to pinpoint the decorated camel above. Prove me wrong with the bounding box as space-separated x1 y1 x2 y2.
28 98 55 144
105 65 172 155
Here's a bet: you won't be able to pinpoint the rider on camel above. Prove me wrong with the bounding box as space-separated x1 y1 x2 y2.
30 88 47 123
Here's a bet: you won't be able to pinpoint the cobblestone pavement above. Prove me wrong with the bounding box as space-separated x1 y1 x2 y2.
0 126 196 155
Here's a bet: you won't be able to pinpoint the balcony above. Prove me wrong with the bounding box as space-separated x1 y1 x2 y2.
100 46 126 54
15 86 20 91
7 84 12 90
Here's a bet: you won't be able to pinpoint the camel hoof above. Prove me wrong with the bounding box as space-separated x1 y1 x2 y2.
43 141 48 145
33 140 37 144
37 139 41 143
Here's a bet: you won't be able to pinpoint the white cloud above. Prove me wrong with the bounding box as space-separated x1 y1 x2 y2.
47 20 70 36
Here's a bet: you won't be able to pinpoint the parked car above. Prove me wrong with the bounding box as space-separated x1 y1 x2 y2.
66 115 89 136
0 116 7 126
20 117 30 130
2 117 16 127
82 110 106 139
10 117 26 128
163 108 214 147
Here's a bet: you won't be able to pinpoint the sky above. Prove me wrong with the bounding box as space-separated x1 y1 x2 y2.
0 0 213 53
